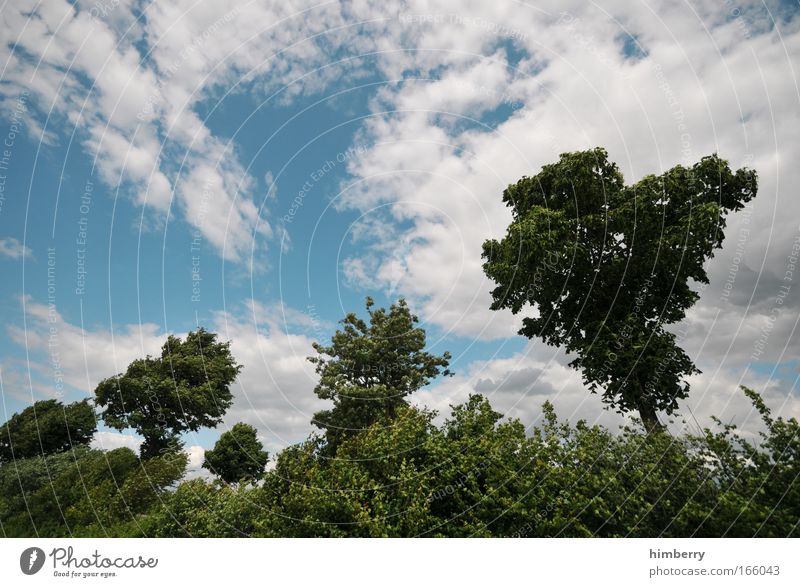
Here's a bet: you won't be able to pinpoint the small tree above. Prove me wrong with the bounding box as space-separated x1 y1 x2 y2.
0 399 96 462
203 423 269 484
482 148 757 431
94 328 241 458
308 297 452 452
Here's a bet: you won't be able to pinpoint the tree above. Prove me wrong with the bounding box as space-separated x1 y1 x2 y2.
482 148 757 430
94 328 242 458
138 478 261 537
0 446 187 537
0 399 96 462
203 423 269 484
308 297 452 452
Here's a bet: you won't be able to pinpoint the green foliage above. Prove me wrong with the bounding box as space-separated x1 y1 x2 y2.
308 297 451 453
94 328 242 458
2 318 796 538
0 399 96 462
258 406 440 537
2 387 796 537
482 148 758 429
0 446 186 537
263 387 797 537
136 479 262 537
203 423 269 484
686 386 800 536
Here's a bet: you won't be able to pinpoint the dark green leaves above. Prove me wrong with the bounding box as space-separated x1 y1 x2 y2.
203 423 269 484
94 328 241 458
0 399 96 462
483 148 757 428
308 298 452 452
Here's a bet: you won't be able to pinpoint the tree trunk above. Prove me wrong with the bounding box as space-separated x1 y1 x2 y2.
636 401 664 434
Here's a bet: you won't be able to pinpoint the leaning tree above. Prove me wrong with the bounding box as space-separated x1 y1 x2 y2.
94 328 241 458
0 399 96 462
482 148 757 431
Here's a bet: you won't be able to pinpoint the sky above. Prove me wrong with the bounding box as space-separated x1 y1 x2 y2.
0 0 799 472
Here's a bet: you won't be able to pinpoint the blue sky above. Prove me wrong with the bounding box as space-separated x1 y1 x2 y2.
1 0 799 463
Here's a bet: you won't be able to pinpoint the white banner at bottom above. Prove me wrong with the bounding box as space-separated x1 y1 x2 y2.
0 538 796 586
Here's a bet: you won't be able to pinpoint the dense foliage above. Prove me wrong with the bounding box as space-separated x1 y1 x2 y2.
482 149 758 430
0 446 186 537
203 422 269 484
308 297 451 452
0 399 96 462
94 328 241 458
2 386 794 537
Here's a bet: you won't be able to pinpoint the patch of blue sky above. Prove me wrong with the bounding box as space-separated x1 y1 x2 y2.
617 32 648 62
748 360 800 394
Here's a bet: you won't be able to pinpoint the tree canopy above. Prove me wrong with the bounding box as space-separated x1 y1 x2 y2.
308 297 452 452
0 446 186 537
0 318 796 538
94 328 241 458
203 422 269 484
482 148 757 429
135 386 798 538
0 399 96 462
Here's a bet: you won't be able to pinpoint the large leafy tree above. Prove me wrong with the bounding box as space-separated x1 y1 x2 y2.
482 148 757 430
203 422 269 484
0 399 96 462
308 297 452 452
94 328 241 458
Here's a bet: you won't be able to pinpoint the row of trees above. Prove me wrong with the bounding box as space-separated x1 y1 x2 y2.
0 331 267 485
2 148 791 538
1 298 796 537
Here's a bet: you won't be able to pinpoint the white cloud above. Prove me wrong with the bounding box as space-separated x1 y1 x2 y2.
328 0 800 357
0 0 367 263
7 296 323 452
183 444 213 480
0 238 33 260
3 0 796 278
210 303 324 452
420 338 800 439
8 296 163 395
92 430 143 452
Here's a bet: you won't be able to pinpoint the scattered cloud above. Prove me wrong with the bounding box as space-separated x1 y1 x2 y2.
211 303 324 452
7 295 323 452
8 296 163 397
420 339 800 440
2 0 798 454
0 0 371 262
333 0 800 352
0 238 33 260
92 430 143 453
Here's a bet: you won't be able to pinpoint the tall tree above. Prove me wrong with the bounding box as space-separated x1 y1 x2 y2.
0 399 96 462
482 148 757 430
308 297 452 452
94 328 241 458
203 422 269 484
